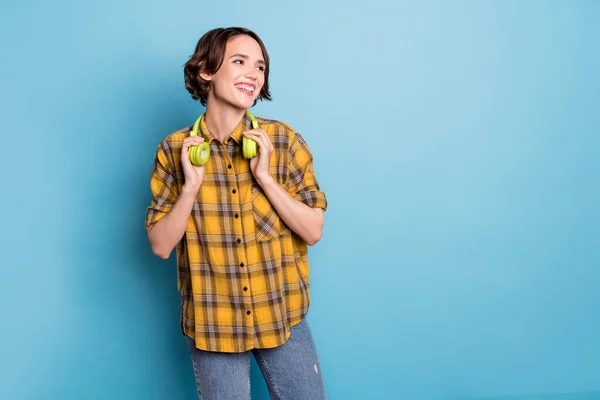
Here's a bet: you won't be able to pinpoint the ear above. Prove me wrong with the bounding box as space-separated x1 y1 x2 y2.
199 71 212 82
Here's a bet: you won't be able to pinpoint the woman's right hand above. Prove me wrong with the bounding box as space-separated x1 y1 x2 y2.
181 136 206 192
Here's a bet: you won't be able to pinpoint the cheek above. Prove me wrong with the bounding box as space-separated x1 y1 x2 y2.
217 78 234 92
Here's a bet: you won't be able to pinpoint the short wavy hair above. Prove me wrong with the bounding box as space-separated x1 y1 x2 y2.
184 27 272 107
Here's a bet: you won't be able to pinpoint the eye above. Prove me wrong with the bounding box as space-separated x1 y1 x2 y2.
256 66 265 72
233 59 243 65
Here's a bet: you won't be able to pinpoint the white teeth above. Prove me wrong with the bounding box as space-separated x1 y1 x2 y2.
235 84 254 93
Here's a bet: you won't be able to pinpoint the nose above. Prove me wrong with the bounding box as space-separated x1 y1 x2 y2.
245 67 258 80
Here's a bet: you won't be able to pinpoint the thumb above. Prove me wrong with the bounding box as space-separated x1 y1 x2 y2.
181 146 193 167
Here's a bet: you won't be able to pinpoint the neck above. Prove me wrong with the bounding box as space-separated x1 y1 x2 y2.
204 100 246 142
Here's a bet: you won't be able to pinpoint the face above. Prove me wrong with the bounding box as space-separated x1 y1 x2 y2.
201 34 266 110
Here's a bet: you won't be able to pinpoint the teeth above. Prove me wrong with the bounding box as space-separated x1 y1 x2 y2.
235 84 254 93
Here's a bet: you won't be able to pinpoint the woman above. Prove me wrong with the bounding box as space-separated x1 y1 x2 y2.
145 27 328 399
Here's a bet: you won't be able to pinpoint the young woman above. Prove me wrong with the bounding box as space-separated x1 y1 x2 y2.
145 27 328 399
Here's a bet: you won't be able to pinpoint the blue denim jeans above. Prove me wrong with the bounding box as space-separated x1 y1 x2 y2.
185 318 327 400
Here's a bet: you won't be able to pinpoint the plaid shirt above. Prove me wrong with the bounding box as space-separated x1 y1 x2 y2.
145 113 327 353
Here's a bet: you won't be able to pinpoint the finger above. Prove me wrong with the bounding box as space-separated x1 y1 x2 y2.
249 134 271 156
181 140 200 163
244 129 267 137
181 147 191 166
181 146 204 170
244 130 271 147
182 143 203 160
243 132 267 149
183 137 205 149
246 129 269 142
183 136 205 144
181 141 192 160
253 129 273 152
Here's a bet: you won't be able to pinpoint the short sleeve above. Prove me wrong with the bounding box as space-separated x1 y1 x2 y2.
288 132 327 211
145 141 179 230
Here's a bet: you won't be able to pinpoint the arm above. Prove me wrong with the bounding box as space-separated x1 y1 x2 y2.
243 128 327 246
256 175 324 246
145 135 206 259
147 185 198 259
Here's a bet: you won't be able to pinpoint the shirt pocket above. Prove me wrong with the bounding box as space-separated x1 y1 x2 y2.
251 183 284 242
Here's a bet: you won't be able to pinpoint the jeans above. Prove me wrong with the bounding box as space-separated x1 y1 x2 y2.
185 318 327 400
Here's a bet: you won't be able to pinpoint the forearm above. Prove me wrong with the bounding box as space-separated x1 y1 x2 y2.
257 176 324 246
148 185 198 259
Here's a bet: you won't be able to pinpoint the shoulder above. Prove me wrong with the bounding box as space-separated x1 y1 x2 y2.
154 125 192 151
255 116 306 145
151 125 193 167
163 125 192 144
255 116 316 164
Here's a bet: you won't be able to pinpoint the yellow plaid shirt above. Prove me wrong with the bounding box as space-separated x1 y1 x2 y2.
145 113 327 353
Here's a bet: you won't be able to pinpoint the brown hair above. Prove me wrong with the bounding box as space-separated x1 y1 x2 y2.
184 27 272 106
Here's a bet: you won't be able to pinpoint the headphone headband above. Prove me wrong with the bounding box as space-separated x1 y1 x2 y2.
190 110 258 137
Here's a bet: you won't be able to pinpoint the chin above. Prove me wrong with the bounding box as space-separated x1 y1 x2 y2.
230 91 257 108
235 98 257 110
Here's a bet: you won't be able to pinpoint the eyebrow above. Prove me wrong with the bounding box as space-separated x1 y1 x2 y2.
229 53 266 65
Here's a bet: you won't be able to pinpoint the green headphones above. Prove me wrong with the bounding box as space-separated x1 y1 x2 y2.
188 110 259 166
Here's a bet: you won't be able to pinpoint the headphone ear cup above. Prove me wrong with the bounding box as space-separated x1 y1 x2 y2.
188 143 210 166
188 146 197 165
243 137 257 159
243 110 259 159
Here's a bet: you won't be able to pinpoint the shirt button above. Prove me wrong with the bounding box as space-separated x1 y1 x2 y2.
234 213 239 219
246 310 251 315
239 262 244 268
243 287 248 291
237 238 241 244
228 164 232 169
232 189 237 194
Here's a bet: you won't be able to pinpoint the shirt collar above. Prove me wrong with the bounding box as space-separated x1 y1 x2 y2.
198 112 253 145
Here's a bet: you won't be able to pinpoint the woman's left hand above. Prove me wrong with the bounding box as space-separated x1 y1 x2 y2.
243 129 274 185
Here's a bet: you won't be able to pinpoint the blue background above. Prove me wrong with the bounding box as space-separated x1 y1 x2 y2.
1 0 599 399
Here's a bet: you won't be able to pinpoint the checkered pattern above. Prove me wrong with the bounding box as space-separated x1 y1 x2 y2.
145 113 327 353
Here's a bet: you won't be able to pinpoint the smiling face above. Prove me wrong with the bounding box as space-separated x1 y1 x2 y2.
200 34 267 110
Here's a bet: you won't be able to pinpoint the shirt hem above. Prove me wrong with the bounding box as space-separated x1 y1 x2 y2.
182 316 306 353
